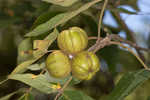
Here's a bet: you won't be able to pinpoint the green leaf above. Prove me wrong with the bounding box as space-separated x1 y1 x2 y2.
0 91 17 100
107 69 150 100
25 0 102 37
11 52 45 75
80 14 98 34
18 93 34 100
17 38 33 64
32 28 59 58
44 71 71 85
11 29 58 75
147 96 150 100
27 62 45 71
42 0 79 7
31 11 62 30
26 13 66 37
70 77 81 85
33 2 51 17
9 74 55 94
44 71 81 85
59 90 94 100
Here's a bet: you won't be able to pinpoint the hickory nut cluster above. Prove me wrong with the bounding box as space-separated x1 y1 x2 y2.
46 27 100 80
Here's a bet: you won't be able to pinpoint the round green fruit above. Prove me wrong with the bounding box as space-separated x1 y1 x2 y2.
71 51 100 80
57 27 88 54
46 50 71 78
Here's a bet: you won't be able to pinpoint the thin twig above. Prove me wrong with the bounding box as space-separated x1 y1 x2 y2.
46 50 58 53
110 41 149 70
113 12 145 61
88 37 102 40
110 34 150 52
88 36 111 52
97 0 108 42
88 35 150 52
54 77 73 100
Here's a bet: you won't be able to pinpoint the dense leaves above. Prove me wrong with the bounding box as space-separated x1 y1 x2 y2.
42 0 79 7
9 74 55 94
11 29 58 74
0 0 150 100
59 90 94 100
18 93 35 100
25 0 102 37
107 69 150 100
0 91 17 100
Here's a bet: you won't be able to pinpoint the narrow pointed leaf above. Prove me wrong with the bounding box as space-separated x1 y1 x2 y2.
9 74 56 94
107 69 150 100
59 90 94 100
42 0 79 7
0 91 17 100
11 29 58 75
25 0 102 37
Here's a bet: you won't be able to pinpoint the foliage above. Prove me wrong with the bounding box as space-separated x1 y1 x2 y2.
0 0 150 100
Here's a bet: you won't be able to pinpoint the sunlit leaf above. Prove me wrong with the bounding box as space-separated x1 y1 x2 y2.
42 0 79 7
107 69 150 100
9 74 56 94
27 62 45 71
11 29 58 75
44 71 81 85
25 13 66 37
31 11 62 30
11 51 45 75
59 90 94 100
25 0 102 37
33 40 49 57
33 40 49 50
18 93 34 100
0 91 17 100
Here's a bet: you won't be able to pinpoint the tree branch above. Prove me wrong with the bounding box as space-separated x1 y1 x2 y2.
88 35 150 52
54 76 73 100
97 0 108 41
88 34 150 70
113 12 146 61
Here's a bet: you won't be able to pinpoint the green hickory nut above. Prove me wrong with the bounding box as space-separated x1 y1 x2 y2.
46 50 71 78
72 51 100 80
57 27 88 54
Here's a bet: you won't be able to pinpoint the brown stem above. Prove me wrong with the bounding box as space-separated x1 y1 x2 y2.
110 34 150 52
89 35 150 52
113 12 145 61
97 0 108 42
54 77 73 100
88 37 102 40
88 36 111 52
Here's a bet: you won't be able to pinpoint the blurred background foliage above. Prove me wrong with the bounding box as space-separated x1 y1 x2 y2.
0 0 150 100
